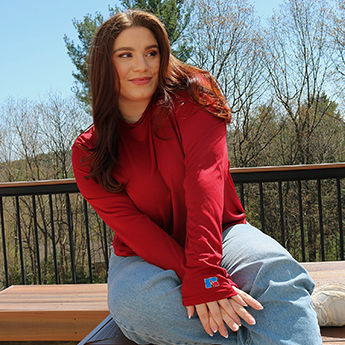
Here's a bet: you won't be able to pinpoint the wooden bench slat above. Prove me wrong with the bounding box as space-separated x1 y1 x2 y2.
1 311 110 342
2 283 107 294
301 262 345 286
1 302 107 311
0 284 109 341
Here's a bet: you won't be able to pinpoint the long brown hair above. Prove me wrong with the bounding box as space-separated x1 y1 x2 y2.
85 9 231 193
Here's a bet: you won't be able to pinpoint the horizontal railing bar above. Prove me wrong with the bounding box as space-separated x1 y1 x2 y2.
0 163 344 196
0 181 79 197
0 178 76 188
231 163 345 183
230 162 345 174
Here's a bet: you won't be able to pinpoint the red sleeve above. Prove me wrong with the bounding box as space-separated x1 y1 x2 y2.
72 135 185 280
175 100 238 306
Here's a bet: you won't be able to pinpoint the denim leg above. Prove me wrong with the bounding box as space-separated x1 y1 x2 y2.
107 252 240 345
221 222 322 345
107 223 322 345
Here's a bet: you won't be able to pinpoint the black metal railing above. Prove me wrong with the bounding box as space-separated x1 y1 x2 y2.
232 163 345 262
0 163 344 289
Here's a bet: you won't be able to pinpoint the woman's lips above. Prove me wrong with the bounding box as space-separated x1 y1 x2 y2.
130 77 152 85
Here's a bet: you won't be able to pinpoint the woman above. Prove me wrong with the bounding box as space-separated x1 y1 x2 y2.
72 9 322 345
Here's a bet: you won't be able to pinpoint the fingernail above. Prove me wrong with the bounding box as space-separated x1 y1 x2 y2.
249 317 256 325
211 325 218 333
222 332 229 338
208 332 214 337
187 311 192 319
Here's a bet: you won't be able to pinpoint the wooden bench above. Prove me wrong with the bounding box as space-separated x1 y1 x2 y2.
0 283 109 342
0 262 344 343
78 261 345 345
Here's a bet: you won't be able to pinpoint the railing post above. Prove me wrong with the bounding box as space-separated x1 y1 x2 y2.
337 178 344 260
83 199 93 283
317 179 325 261
32 195 42 285
259 182 265 233
16 196 26 285
49 194 60 284
65 193 76 284
278 182 285 248
0 197 9 288
298 181 306 262
103 222 109 271
239 183 245 210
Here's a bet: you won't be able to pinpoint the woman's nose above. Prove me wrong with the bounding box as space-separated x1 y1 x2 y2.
133 55 149 72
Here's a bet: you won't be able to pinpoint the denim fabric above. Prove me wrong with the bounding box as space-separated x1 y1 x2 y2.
107 223 322 344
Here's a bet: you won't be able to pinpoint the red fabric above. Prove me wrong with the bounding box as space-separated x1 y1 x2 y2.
72 93 246 306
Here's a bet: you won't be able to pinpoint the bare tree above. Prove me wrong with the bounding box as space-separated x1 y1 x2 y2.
263 0 338 165
0 93 95 285
260 0 345 261
333 0 345 79
0 98 44 182
37 92 91 179
188 0 282 167
1 93 90 182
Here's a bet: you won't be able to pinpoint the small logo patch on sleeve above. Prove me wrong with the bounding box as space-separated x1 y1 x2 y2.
204 277 220 288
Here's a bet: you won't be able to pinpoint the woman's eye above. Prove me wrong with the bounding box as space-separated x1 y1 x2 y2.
147 51 158 57
119 52 132 58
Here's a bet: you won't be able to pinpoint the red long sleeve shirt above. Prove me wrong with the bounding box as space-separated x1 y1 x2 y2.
72 93 246 306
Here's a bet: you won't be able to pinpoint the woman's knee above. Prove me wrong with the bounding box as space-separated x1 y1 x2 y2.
224 223 292 261
221 223 314 296
222 223 295 280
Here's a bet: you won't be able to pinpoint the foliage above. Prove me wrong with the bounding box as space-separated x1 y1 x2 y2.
333 0 345 79
63 12 104 112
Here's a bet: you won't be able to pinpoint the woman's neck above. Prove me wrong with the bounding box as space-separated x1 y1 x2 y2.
119 98 151 123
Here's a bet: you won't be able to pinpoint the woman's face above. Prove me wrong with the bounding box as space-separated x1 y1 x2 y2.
112 26 160 115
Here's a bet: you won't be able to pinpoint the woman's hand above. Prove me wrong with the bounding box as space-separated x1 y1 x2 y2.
186 287 263 338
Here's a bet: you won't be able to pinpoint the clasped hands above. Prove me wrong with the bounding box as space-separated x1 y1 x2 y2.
186 287 263 338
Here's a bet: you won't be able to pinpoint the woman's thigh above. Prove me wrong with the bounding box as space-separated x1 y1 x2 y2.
221 222 322 344
107 252 244 345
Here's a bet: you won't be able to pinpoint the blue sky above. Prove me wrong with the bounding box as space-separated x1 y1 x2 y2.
0 0 283 104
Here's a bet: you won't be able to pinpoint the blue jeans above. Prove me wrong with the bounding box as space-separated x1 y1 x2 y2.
107 223 322 344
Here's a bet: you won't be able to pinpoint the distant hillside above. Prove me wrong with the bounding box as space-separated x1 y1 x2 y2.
0 150 74 183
